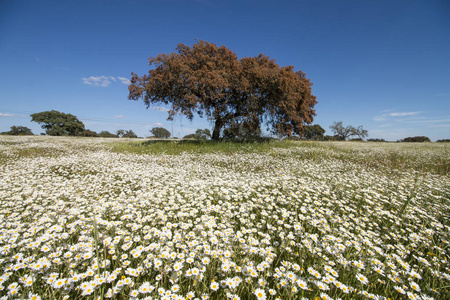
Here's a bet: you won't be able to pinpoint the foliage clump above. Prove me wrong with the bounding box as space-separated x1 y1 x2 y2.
129 40 317 140
399 136 431 142
150 127 171 139
30 110 85 136
1 126 34 135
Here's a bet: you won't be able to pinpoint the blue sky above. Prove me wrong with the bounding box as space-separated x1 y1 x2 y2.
1 0 449 140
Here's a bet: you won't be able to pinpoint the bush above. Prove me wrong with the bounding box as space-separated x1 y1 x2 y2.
436 139 450 143
367 138 386 142
322 135 344 141
98 131 118 138
400 136 431 142
80 129 97 137
284 136 302 141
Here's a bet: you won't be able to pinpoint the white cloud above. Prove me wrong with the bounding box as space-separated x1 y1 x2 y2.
374 111 421 121
152 122 164 126
0 113 26 117
114 115 128 119
373 116 386 122
117 77 131 85
82 76 114 87
82 76 130 87
150 106 170 112
388 112 420 117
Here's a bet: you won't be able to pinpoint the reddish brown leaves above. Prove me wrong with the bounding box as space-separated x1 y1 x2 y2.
128 40 317 139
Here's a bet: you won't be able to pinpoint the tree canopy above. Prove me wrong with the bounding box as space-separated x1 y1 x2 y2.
150 127 171 139
329 121 368 141
30 110 85 136
303 124 325 140
129 40 317 140
116 129 138 138
1 126 34 136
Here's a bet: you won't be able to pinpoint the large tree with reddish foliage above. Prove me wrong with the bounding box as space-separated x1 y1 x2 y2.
128 41 317 140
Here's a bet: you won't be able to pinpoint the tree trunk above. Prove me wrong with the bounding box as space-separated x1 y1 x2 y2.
211 119 224 141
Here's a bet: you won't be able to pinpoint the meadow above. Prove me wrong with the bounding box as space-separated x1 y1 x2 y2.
0 136 449 300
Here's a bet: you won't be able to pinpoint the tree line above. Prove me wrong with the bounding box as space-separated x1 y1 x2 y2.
1 110 447 142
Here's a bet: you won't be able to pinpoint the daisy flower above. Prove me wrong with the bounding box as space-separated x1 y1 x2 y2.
253 288 266 300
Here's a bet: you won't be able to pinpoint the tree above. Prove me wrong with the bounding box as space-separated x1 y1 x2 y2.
1 126 34 135
194 129 211 140
116 129 125 137
116 129 137 138
80 129 97 137
98 131 118 138
129 40 317 141
30 110 85 136
400 136 430 142
122 130 138 138
150 127 170 139
303 124 325 140
354 125 368 140
184 129 212 140
329 121 368 141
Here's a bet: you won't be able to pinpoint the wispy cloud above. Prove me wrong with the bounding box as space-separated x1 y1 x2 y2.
388 112 420 117
374 111 421 121
150 106 170 112
152 122 164 126
114 115 128 119
82 76 130 87
0 113 26 117
373 116 386 122
117 77 131 85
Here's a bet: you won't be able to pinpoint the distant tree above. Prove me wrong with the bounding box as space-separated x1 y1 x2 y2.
116 129 125 137
98 131 118 138
183 128 211 140
1 126 34 135
30 110 85 136
183 134 197 139
354 125 368 139
303 124 325 140
80 129 97 137
194 129 211 140
400 136 431 142
122 130 138 138
437 139 450 143
329 121 368 140
128 40 317 140
116 129 137 138
322 135 338 141
367 138 386 142
284 136 302 141
150 127 171 139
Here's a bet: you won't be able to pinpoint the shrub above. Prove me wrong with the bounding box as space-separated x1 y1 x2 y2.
400 136 431 142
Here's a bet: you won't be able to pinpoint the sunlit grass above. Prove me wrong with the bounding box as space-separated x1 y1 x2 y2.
0 136 449 300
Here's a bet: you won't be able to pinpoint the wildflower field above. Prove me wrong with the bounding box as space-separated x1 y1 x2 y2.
0 136 449 300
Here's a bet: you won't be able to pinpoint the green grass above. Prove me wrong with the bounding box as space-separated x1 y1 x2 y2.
111 139 321 155
110 139 450 175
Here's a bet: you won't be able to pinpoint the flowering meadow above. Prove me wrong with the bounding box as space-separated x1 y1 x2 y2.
0 136 449 300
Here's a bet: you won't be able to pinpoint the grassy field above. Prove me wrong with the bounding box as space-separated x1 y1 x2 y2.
0 136 449 300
